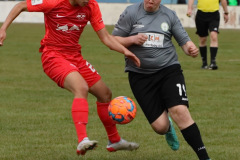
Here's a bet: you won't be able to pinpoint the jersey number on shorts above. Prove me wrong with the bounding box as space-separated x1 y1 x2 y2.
176 83 187 97
86 61 96 73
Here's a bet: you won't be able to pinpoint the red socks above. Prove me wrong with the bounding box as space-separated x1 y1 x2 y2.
72 98 88 143
97 102 121 143
72 99 120 143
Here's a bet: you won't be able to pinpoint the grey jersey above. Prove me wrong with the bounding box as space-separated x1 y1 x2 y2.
112 2 191 74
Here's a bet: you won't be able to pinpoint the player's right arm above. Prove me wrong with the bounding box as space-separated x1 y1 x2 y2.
0 1 28 46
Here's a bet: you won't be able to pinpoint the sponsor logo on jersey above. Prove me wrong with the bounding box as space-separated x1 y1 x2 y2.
56 14 65 18
31 0 43 5
133 23 144 29
142 33 164 48
98 19 103 23
70 64 77 68
56 23 81 33
161 22 169 32
76 13 86 20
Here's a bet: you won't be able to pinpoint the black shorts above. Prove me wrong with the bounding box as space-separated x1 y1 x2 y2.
128 64 189 124
195 10 220 37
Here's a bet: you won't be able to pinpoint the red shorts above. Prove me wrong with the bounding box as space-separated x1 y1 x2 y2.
41 50 101 88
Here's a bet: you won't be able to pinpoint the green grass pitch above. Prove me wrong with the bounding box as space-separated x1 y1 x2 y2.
0 23 240 160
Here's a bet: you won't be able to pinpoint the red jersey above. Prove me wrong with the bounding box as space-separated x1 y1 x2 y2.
26 0 105 52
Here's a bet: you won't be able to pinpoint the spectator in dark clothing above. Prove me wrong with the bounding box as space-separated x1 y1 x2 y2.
178 0 186 4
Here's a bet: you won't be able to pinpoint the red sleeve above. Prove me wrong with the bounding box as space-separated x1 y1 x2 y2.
26 0 59 13
88 0 105 32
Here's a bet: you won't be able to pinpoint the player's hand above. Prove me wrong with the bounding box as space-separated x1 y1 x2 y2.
124 50 141 67
188 46 199 58
133 33 148 46
182 41 198 58
0 29 6 46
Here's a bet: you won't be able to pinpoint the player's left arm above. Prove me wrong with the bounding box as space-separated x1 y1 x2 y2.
96 28 140 67
220 0 229 23
181 41 199 58
171 11 197 58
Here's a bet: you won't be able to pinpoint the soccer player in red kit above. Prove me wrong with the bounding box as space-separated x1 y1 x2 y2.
0 0 140 156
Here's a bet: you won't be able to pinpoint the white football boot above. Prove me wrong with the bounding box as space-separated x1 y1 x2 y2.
106 138 139 152
76 137 98 156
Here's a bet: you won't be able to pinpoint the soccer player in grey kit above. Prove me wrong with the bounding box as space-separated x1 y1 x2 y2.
112 0 211 160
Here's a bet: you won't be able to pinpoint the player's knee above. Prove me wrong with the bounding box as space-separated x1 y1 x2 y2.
97 88 112 103
169 105 193 128
151 120 169 135
104 89 112 102
71 84 89 98
152 125 169 135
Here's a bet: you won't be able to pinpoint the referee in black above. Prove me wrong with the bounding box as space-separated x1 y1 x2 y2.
187 0 229 70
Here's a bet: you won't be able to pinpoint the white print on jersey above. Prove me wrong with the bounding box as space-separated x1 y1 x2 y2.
56 14 65 18
56 24 80 32
142 33 164 48
70 64 77 68
161 22 169 32
31 0 43 5
133 24 144 29
76 13 86 20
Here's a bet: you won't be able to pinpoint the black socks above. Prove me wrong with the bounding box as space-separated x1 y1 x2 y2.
181 123 210 160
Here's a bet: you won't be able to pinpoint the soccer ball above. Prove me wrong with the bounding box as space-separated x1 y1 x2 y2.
108 96 137 124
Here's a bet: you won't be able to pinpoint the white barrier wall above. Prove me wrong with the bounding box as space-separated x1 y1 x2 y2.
0 2 240 29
